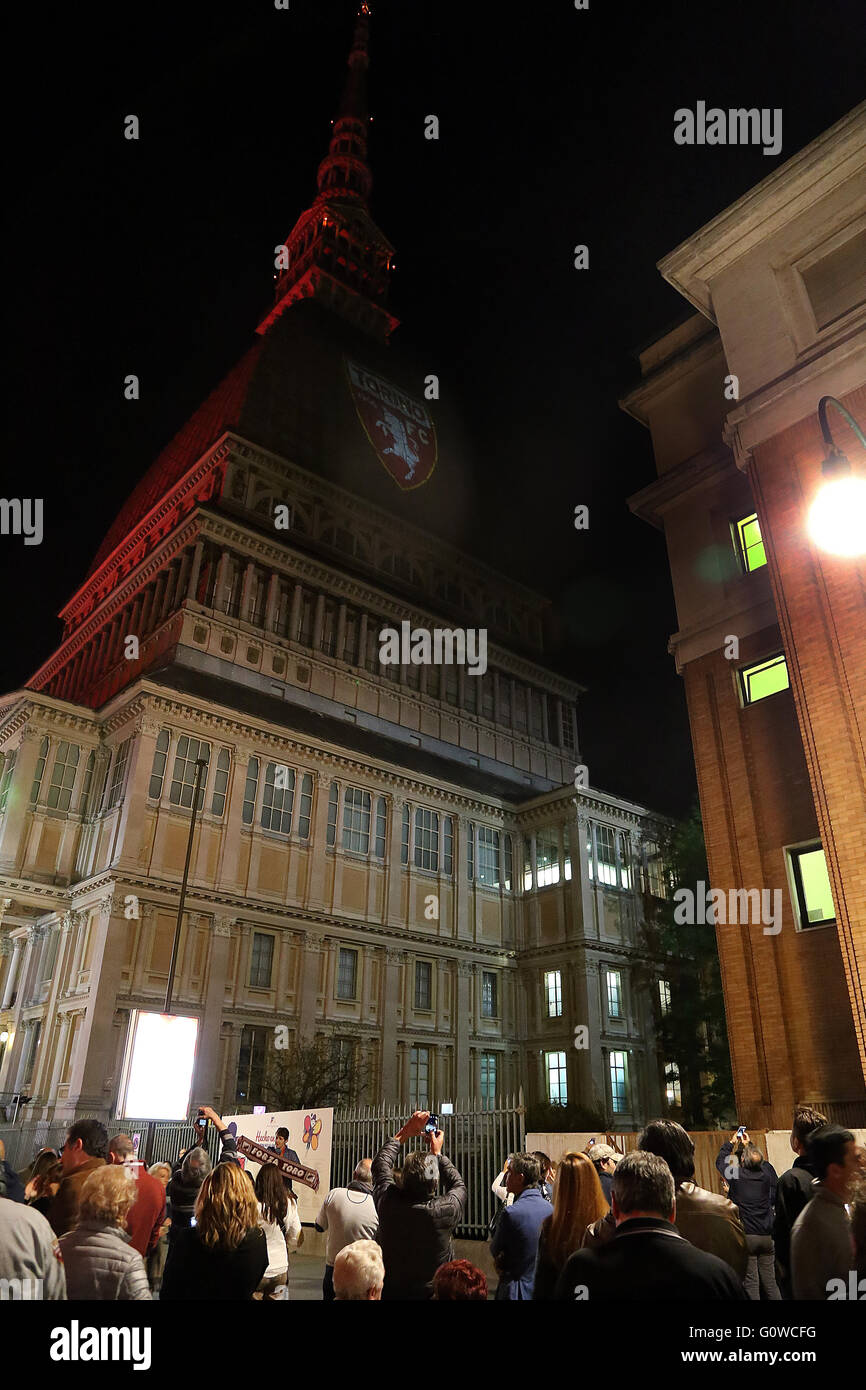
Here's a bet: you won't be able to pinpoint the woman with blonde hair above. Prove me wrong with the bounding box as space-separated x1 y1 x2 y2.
161 1161 268 1300
58 1166 151 1299
532 1151 609 1300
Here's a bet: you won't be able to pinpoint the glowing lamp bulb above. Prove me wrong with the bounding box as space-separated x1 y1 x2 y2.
0 1030 9 1044
807 474 866 557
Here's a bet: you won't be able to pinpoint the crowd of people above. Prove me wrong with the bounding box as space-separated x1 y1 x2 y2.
1 1104 863 1301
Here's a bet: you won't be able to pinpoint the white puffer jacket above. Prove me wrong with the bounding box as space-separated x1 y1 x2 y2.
58 1221 152 1300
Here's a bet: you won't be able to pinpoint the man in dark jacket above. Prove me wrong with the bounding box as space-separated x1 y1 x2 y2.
773 1106 827 1299
555 1151 746 1301
584 1120 748 1280
372 1110 465 1300
491 1153 550 1299
716 1133 780 1299
48 1118 108 1236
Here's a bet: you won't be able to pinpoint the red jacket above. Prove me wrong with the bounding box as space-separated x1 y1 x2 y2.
125 1169 167 1257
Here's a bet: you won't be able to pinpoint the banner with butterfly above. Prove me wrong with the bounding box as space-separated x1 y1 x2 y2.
221 1108 333 1225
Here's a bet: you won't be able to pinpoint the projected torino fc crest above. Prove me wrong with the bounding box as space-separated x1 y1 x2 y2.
346 359 437 490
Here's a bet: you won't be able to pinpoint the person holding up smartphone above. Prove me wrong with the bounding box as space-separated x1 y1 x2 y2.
715 1128 781 1300
371 1110 466 1300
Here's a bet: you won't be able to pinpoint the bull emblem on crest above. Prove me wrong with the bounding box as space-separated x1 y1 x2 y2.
376 409 420 482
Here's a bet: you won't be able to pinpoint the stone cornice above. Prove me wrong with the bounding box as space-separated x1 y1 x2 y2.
658 102 866 321
94 684 529 815
60 442 233 628
59 871 516 959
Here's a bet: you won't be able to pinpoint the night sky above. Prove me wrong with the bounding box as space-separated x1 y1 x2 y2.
5 0 864 818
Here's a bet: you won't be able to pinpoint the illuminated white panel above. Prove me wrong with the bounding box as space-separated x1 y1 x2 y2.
121 1011 199 1120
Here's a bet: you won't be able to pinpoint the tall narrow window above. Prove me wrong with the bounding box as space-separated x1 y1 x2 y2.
414 960 432 1010
481 970 498 1018
410 1045 430 1109
544 970 562 1018
169 736 211 810
658 979 672 1016
467 822 475 881
739 653 789 705
595 825 617 887
47 741 80 811
665 1061 682 1108
149 729 170 800
477 827 500 886
211 749 230 817
262 763 294 834
79 750 95 815
586 823 594 881
503 834 513 891
326 783 339 846
563 824 572 881
106 738 132 809
735 512 767 573
480 1053 497 1111
609 1051 629 1114
561 706 576 754
242 758 260 826
606 969 623 1018
401 802 410 864
617 832 632 889
236 1025 268 1105
535 830 560 887
337 947 358 999
0 749 17 814
443 816 453 876
31 737 50 803
342 787 371 854
414 808 439 871
374 797 387 859
545 1051 567 1105
298 773 313 839
249 932 275 988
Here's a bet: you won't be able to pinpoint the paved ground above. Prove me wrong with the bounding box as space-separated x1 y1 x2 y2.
288 1253 327 1300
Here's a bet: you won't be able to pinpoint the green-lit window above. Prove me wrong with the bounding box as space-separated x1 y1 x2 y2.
739 654 789 705
735 513 767 573
789 844 835 929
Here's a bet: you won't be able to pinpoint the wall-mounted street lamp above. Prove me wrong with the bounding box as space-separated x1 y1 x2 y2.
807 396 866 558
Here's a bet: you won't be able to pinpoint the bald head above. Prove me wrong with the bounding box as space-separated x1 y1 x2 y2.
353 1159 373 1184
108 1134 135 1164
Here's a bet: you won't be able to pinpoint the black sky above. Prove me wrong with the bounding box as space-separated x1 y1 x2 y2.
4 0 864 818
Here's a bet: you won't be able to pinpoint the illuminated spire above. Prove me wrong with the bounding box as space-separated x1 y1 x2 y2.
258 2 398 341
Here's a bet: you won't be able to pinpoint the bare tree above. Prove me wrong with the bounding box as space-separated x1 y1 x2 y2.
264 1033 368 1112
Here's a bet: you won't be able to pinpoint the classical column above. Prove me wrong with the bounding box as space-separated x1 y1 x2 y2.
380 948 404 1099
215 550 232 611
186 541 204 601
193 916 235 1104
336 603 347 661
356 612 368 666
298 935 324 1038
312 594 325 650
454 961 473 1100
264 573 280 632
113 721 162 870
240 561 256 624
289 583 303 642
386 795 405 926
305 773 333 910
65 911 89 996
47 1010 73 1103
398 1039 410 1106
0 729 44 871
1 935 24 1010
216 744 253 890
160 560 178 619
66 895 130 1112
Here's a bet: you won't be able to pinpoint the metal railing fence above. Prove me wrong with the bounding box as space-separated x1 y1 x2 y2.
332 1092 525 1239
